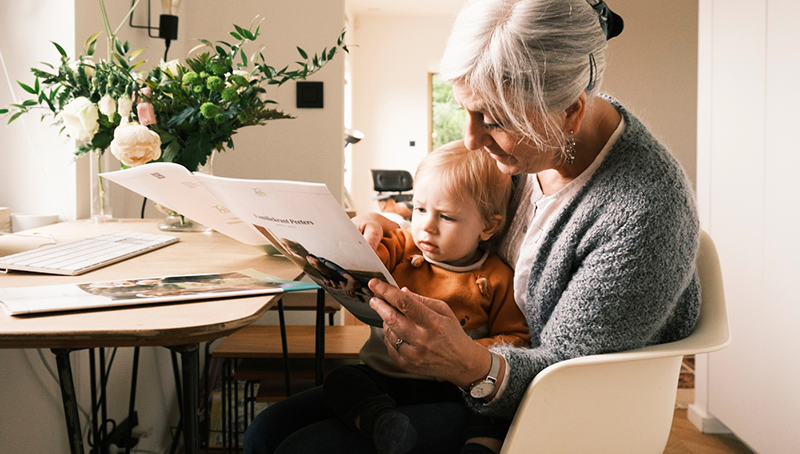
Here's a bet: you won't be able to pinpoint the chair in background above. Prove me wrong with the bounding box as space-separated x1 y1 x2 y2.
500 230 731 454
371 169 413 205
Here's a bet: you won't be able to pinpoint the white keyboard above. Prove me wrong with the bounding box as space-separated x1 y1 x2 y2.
0 231 179 275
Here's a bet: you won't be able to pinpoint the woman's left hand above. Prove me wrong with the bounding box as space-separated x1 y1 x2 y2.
368 279 493 389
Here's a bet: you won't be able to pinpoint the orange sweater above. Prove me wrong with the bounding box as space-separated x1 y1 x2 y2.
360 229 530 378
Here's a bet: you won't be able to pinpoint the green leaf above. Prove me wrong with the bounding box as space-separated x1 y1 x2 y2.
0 108 7 114
52 41 68 58
243 29 255 41
240 49 248 66
22 100 38 107
297 47 308 59
234 24 247 37
85 31 102 56
8 112 24 123
230 32 243 41
128 47 146 60
17 81 38 95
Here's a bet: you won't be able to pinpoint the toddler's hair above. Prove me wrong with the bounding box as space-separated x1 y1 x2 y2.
415 140 512 238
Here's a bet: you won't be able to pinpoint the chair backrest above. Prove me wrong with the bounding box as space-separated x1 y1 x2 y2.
500 230 730 454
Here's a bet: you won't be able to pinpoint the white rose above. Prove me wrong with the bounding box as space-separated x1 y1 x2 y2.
159 59 181 77
57 97 99 141
98 94 116 117
117 95 133 118
110 120 162 166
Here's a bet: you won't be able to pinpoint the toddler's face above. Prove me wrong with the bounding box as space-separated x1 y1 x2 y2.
410 177 493 266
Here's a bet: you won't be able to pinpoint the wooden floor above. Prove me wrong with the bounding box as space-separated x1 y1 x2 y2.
198 409 755 454
665 409 755 454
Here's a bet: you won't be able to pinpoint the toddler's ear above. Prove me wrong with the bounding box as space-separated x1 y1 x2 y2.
480 214 503 241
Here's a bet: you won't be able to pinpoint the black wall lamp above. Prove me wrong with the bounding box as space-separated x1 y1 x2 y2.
128 0 181 51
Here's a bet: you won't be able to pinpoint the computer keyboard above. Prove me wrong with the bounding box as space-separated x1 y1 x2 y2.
0 231 179 275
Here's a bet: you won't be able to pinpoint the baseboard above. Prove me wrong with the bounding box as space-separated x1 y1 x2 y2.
687 403 732 434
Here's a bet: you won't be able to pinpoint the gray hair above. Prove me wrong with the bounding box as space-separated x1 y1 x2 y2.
440 0 609 151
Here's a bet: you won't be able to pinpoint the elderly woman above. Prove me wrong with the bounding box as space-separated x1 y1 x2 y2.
244 1 699 453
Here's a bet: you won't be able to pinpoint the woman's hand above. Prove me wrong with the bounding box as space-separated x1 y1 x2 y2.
351 213 400 250
368 279 495 390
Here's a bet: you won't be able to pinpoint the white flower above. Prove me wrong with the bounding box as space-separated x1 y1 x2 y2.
134 71 149 84
68 57 95 78
98 94 116 117
232 70 253 80
57 97 99 141
110 119 162 166
117 95 133 118
159 59 181 77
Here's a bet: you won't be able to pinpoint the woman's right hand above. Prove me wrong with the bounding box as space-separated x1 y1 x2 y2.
351 212 400 250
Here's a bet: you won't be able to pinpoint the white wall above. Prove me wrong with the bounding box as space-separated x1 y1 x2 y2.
349 13 455 215
348 0 698 216
691 0 800 452
0 1 79 223
0 1 345 452
601 0 698 190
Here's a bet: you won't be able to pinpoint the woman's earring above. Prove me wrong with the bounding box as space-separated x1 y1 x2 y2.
565 131 576 165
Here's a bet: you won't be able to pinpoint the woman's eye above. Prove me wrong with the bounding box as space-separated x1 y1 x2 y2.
481 114 503 130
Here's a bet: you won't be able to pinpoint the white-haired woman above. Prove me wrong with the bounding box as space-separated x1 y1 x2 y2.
244 1 699 453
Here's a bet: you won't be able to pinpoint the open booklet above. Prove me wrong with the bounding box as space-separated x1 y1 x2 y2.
101 163 397 327
0 269 318 316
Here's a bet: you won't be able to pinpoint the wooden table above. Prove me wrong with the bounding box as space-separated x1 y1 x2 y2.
0 219 303 454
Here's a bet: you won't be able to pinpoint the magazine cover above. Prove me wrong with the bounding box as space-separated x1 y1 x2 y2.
102 164 395 326
0 269 317 316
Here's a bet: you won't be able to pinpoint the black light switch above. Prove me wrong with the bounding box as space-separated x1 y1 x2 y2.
296 81 324 108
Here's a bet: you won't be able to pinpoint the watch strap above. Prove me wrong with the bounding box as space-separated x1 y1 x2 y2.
468 351 500 390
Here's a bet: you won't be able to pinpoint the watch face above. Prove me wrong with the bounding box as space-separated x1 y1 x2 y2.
470 381 495 398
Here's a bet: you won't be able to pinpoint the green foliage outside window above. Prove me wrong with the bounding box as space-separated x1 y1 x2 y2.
431 73 466 150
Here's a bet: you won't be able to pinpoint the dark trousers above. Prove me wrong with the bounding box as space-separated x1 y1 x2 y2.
243 385 470 454
323 364 510 441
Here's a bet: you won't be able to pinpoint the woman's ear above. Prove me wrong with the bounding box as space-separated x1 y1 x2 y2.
564 91 587 134
480 214 504 241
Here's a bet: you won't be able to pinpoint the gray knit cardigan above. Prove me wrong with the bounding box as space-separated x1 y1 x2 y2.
468 98 701 419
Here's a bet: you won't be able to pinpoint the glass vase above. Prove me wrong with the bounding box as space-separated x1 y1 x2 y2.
90 149 114 223
156 152 215 232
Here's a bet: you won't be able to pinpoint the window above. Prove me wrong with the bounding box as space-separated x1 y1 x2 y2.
430 73 466 151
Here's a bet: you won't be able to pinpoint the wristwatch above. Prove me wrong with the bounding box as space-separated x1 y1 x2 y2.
468 351 500 398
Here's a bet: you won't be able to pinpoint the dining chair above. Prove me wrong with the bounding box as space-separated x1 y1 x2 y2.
500 230 731 454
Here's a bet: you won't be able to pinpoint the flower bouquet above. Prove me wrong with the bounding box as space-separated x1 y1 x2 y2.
1 0 347 224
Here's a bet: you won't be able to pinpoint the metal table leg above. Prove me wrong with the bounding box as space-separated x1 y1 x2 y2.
168 343 200 454
315 288 325 385
52 348 85 454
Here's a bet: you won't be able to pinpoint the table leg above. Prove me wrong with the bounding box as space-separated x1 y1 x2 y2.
52 348 85 454
315 288 325 385
169 344 200 454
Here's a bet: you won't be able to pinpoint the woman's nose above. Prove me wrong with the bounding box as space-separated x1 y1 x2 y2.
464 114 491 150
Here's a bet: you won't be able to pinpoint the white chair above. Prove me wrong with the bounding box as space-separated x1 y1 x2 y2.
500 230 731 454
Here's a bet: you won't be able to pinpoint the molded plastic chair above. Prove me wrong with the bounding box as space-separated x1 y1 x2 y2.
500 230 731 454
